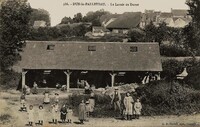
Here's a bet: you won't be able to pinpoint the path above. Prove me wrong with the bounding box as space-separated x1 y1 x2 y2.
1 91 200 127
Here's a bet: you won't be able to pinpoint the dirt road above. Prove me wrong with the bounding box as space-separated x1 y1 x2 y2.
0 91 200 127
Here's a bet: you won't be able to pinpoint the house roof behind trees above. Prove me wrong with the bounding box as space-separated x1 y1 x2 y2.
171 9 188 17
106 12 142 29
16 41 162 72
100 14 120 24
92 26 110 32
159 12 173 18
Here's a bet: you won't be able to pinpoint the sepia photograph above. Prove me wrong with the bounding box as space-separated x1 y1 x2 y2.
0 0 200 126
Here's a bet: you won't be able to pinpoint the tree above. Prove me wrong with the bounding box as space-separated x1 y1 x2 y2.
47 27 61 39
128 28 145 42
168 28 183 45
83 9 110 26
30 8 51 26
29 27 49 41
187 0 200 28
73 24 87 36
184 0 200 56
162 59 183 81
60 16 73 24
183 23 200 56
0 0 32 70
144 21 157 42
59 25 73 37
73 13 83 23
155 22 168 44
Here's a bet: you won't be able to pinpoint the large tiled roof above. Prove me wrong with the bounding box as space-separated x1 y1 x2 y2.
16 41 162 72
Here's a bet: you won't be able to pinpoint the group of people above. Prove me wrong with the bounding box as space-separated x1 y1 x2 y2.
22 82 38 95
110 87 142 120
26 105 45 126
20 92 73 126
25 103 73 126
20 84 142 126
20 90 96 126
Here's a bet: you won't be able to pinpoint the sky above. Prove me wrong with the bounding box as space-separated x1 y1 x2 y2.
28 0 189 26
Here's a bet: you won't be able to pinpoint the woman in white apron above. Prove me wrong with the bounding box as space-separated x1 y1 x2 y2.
123 92 134 120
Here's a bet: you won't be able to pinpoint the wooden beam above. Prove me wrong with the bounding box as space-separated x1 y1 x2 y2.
64 70 72 92
22 70 28 90
109 72 117 87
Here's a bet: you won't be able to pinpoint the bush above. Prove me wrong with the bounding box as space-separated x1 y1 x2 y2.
161 58 200 90
0 70 21 90
160 44 189 57
136 81 200 116
67 93 120 118
68 81 200 117
161 59 183 80
185 62 200 89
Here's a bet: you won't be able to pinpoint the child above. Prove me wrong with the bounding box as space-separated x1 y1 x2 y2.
32 82 38 94
56 83 61 89
22 103 27 112
27 105 34 126
85 101 91 118
26 86 31 95
38 105 44 125
61 85 67 91
121 103 126 120
66 106 73 124
60 104 67 123
134 99 142 119
22 85 27 95
84 81 91 94
54 93 59 103
51 104 58 124
43 91 50 104
78 100 86 124
20 93 26 111
55 102 59 111
88 93 95 114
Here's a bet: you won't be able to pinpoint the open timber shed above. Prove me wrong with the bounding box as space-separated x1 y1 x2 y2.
16 41 162 92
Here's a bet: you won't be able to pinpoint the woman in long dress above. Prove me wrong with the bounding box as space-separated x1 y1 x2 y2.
123 92 134 120
78 100 86 124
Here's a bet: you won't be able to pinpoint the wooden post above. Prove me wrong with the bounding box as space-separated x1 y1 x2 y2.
64 70 72 92
109 72 117 87
157 72 161 80
22 70 28 90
